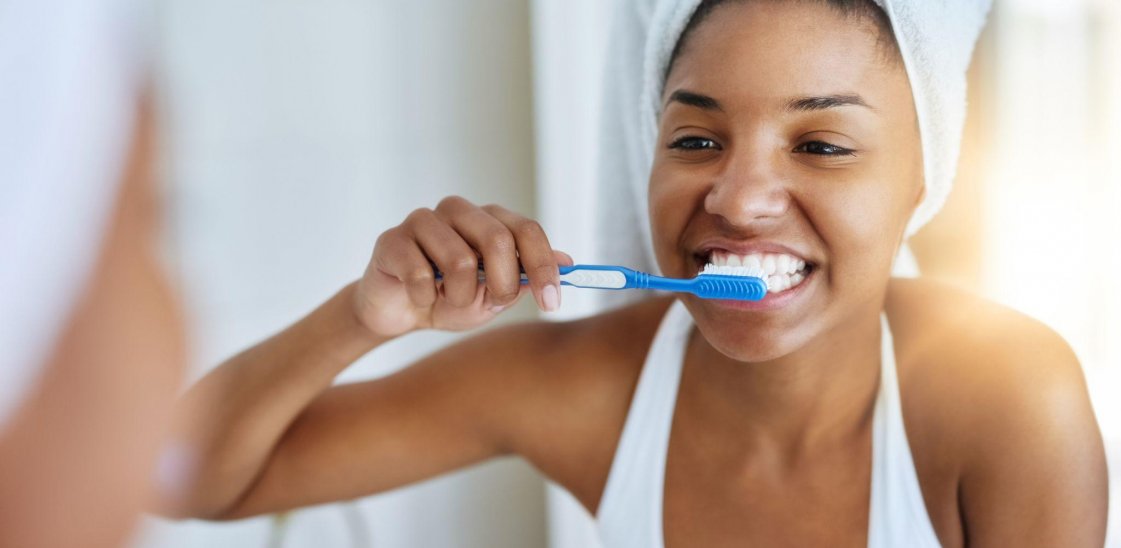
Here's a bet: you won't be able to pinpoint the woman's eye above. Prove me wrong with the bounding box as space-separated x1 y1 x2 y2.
668 136 720 151
794 141 856 156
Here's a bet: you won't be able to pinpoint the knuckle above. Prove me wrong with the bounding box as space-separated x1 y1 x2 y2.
405 267 434 285
448 254 480 273
373 230 408 259
373 229 395 249
513 219 544 239
436 195 467 211
405 207 434 224
486 228 516 253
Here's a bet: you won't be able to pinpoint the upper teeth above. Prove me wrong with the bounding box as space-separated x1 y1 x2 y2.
708 251 809 294
708 251 807 276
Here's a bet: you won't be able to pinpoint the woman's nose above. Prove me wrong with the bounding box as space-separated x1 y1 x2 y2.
703 151 790 228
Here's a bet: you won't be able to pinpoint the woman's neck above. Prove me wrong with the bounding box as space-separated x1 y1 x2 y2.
684 311 883 453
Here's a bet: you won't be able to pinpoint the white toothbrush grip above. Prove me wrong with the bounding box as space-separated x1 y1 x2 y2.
559 269 627 289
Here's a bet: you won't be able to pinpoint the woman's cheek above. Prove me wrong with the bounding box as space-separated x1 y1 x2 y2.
809 177 903 282
648 170 698 275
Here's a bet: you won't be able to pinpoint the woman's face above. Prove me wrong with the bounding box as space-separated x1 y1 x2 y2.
650 0 923 362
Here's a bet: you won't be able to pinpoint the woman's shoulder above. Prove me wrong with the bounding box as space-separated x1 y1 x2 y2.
886 277 1089 426
886 275 1077 356
885 277 1101 498
885 276 1084 391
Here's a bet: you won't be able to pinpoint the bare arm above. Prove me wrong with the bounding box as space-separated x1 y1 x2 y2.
207 314 571 519
158 283 386 518
159 196 573 519
0 100 186 548
958 321 1108 546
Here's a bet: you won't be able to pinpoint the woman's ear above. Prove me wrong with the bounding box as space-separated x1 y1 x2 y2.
904 179 927 230
911 180 927 210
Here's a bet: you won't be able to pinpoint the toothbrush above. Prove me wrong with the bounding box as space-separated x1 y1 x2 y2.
434 263 769 301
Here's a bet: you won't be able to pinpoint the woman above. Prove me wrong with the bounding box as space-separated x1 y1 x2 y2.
1 0 187 546
161 1 1108 545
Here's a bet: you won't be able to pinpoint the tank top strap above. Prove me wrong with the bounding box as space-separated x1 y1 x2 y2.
595 305 940 547
868 313 941 547
596 299 693 548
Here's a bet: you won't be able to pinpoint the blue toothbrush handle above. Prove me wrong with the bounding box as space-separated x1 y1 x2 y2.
558 265 766 301
434 263 766 301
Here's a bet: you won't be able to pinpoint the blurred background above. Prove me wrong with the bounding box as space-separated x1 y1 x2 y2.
116 0 1119 546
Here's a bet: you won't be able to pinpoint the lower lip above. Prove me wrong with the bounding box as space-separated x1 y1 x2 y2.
707 268 816 311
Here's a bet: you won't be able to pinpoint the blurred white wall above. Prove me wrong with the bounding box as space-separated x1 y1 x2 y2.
528 2 613 547
133 0 547 547
982 1 1121 544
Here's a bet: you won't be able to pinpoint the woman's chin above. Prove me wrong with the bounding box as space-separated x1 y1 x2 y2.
696 327 802 364
684 300 813 364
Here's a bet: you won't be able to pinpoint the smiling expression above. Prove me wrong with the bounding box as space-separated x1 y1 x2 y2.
649 0 924 362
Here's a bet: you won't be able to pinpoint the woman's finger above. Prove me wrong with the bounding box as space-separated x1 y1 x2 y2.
553 250 574 267
481 204 561 312
435 197 521 309
372 227 438 309
404 208 479 308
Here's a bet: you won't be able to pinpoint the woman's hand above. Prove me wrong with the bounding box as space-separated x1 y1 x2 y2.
354 196 573 338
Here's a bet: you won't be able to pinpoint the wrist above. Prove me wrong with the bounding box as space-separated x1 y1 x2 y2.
314 282 391 363
339 281 389 341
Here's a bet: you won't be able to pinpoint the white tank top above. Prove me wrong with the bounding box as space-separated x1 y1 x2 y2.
596 300 941 547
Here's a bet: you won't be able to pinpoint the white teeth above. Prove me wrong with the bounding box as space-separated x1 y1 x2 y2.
776 254 792 274
765 270 811 294
706 250 810 294
762 255 776 275
768 274 789 292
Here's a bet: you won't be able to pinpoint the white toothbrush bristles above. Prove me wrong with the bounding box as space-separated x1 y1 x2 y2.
700 263 768 284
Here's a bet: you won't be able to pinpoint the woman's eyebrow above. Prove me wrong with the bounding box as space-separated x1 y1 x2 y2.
665 89 723 112
665 90 874 113
786 94 874 112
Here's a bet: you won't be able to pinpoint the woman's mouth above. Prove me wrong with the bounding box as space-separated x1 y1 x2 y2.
702 250 814 295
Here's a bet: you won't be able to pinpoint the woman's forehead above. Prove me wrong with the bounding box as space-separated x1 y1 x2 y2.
664 1 903 108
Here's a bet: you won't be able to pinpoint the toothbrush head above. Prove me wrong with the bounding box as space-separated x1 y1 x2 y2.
700 263 767 280
693 264 769 301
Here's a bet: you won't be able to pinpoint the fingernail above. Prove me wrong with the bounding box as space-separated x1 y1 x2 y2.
542 285 559 312
489 305 506 314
